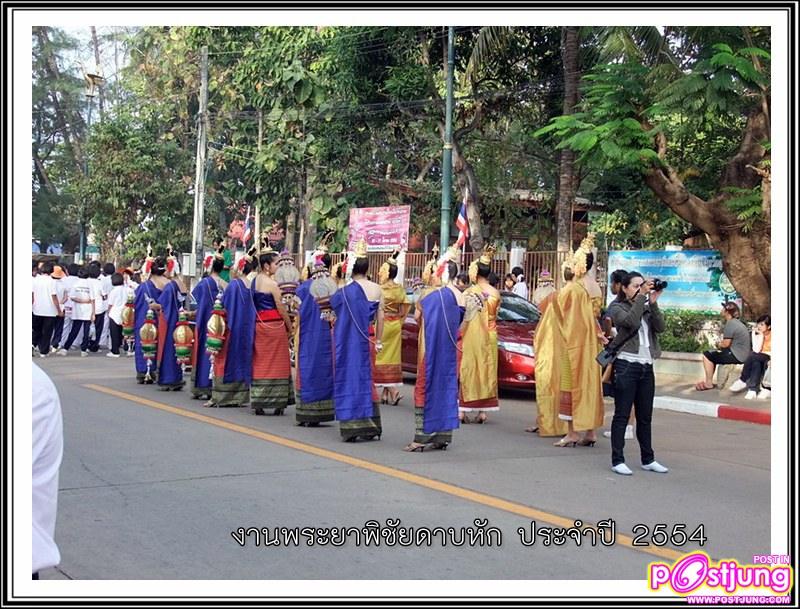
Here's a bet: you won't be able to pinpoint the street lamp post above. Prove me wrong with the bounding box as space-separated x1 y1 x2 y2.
80 72 105 263
440 26 455 251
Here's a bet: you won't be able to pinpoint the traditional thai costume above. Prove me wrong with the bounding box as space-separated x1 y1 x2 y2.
211 278 255 407
133 278 163 384
155 279 184 390
250 279 294 415
413 284 464 446
331 241 382 441
459 245 500 415
190 275 223 399
532 291 569 437
294 277 336 425
374 251 408 392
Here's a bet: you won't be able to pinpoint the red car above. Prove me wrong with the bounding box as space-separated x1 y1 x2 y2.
401 290 540 391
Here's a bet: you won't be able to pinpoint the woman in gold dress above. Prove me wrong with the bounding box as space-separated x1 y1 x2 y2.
374 250 410 405
458 245 501 424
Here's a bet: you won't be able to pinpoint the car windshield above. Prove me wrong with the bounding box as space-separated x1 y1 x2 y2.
497 293 540 322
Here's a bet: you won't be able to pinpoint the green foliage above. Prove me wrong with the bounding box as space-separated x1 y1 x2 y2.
659 310 718 353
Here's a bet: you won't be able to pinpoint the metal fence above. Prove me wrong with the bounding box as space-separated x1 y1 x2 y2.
292 250 610 304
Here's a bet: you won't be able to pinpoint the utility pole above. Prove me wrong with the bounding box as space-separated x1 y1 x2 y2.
191 46 209 288
440 26 455 251
80 71 105 263
255 109 262 255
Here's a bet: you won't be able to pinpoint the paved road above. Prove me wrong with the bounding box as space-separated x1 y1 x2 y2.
35 355 770 580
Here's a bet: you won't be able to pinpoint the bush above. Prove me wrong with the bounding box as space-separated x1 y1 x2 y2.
659 310 719 353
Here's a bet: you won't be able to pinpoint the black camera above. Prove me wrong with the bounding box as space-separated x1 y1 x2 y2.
652 278 668 292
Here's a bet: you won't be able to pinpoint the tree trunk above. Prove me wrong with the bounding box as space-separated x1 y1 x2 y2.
34 26 84 172
285 198 297 254
556 26 580 253
90 26 105 117
643 107 771 317
451 137 484 252
300 169 316 254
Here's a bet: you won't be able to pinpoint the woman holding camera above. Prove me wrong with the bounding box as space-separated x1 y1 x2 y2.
606 272 669 476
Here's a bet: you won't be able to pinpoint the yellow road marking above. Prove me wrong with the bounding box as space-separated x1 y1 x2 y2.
85 383 686 562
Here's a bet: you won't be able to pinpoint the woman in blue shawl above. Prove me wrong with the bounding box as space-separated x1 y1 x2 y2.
154 274 185 391
404 259 466 452
294 252 336 426
208 256 256 407
133 256 169 384
330 244 384 442
189 253 227 400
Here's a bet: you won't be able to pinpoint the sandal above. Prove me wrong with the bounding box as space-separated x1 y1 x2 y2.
475 413 487 424
432 442 449 451
460 416 470 424
553 438 578 447
390 394 402 406
695 382 717 391
403 443 426 452
524 426 539 433
202 400 217 408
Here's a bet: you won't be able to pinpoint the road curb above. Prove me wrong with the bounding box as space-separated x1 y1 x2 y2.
653 396 770 426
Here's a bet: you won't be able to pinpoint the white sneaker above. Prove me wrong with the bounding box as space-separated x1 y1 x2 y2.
729 379 747 392
745 390 757 400
126 350 134 357
757 389 771 400
38 353 47 358
106 352 121 358
603 430 611 438
81 351 89 358
56 348 68 356
642 461 669 473
611 463 633 476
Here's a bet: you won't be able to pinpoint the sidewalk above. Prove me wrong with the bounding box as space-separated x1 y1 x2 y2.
654 374 771 426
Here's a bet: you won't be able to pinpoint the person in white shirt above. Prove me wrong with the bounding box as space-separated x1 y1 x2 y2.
510 266 529 300
57 267 95 356
122 267 139 292
32 261 62 357
106 273 131 357
49 266 70 353
99 263 115 350
57 264 80 349
87 264 108 353
32 363 63 579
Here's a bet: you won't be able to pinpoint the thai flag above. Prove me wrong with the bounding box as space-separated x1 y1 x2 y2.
241 206 252 245
435 193 470 276
455 193 469 247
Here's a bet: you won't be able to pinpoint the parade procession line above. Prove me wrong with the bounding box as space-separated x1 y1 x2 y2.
85 383 688 563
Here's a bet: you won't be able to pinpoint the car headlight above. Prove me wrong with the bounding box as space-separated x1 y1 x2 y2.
498 341 534 357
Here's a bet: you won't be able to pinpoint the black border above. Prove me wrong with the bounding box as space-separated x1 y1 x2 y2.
7 1 796 606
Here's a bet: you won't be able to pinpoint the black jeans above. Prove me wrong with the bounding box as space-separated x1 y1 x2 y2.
109 319 123 355
611 359 655 467
51 316 65 348
64 319 91 352
741 352 770 390
88 312 105 352
32 315 56 355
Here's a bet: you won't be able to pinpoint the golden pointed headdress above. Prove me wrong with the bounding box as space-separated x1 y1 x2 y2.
378 249 400 284
469 243 497 283
316 231 334 255
572 233 595 278
421 244 440 286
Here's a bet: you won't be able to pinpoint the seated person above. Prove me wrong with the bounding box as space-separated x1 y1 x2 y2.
696 302 752 391
729 314 771 399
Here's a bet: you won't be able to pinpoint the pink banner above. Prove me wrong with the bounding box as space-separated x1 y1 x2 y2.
348 206 411 252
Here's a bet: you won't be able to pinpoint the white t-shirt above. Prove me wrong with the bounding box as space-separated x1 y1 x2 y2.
107 285 132 325
60 276 78 316
512 279 529 300
69 279 94 321
89 277 108 314
32 363 63 574
32 274 58 317
100 274 114 296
